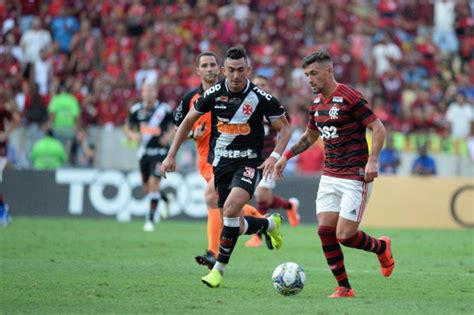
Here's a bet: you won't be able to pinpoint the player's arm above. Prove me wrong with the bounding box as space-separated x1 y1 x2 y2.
258 115 291 179
160 107 201 178
124 107 141 142
0 111 20 142
365 118 386 182
274 127 320 178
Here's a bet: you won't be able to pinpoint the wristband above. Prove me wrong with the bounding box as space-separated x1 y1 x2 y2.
283 150 294 160
270 151 281 160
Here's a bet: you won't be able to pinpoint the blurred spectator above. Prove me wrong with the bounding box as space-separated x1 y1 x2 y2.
33 47 52 96
31 129 66 170
297 142 324 175
445 93 473 140
19 17 51 63
50 7 79 53
0 96 20 170
372 32 402 77
379 135 401 174
411 144 437 176
47 83 80 146
23 82 48 166
432 0 459 55
66 126 94 167
18 0 41 32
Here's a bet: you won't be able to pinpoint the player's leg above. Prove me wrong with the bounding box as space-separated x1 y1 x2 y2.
316 176 354 298
336 181 394 277
258 179 300 227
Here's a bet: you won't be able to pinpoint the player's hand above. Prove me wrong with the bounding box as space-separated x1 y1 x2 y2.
160 155 176 179
364 160 379 182
273 156 287 180
193 122 206 139
258 157 277 180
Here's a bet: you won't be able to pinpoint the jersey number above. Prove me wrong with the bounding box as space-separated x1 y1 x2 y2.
318 126 338 139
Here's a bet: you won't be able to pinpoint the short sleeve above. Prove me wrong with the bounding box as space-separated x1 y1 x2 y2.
194 94 213 115
349 98 377 127
263 97 285 123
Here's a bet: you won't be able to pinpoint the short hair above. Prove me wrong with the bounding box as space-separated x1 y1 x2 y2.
253 74 269 82
225 46 249 64
302 51 332 68
196 52 218 66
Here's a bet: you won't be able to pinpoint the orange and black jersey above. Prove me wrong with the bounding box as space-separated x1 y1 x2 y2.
194 79 286 173
175 85 214 181
308 84 377 181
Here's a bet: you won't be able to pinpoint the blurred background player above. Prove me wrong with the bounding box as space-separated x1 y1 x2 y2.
162 47 291 288
0 98 20 177
175 52 269 269
245 75 300 248
125 81 175 232
0 99 20 225
275 51 394 298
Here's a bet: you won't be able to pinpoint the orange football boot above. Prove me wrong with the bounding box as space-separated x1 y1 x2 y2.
287 198 301 227
377 236 395 277
245 234 262 248
328 286 355 298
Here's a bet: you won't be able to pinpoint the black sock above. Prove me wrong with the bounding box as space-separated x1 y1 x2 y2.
217 225 240 264
243 216 269 235
149 199 158 222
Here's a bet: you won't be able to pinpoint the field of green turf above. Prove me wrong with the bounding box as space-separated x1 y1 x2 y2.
1 217 473 314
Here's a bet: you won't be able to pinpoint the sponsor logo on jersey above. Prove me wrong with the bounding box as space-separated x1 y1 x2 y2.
242 103 253 115
229 97 241 104
332 96 343 103
215 105 227 109
140 124 162 136
217 121 251 135
215 148 256 159
329 105 340 119
215 96 229 103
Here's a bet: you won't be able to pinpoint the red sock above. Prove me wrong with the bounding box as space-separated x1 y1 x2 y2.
271 195 291 210
318 226 351 288
256 201 269 215
339 231 386 255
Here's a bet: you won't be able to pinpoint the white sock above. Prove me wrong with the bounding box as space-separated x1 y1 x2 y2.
213 262 226 274
267 217 275 232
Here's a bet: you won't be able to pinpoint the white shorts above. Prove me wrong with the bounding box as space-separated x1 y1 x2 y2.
316 175 372 222
257 177 276 189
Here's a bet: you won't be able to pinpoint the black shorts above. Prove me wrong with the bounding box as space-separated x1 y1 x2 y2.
139 154 166 183
214 163 262 208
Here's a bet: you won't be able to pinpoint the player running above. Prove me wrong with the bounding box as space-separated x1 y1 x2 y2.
275 51 395 298
162 47 291 288
125 80 175 232
175 52 266 268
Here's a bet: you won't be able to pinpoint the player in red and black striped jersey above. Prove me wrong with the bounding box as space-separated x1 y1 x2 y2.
245 75 300 248
275 51 395 298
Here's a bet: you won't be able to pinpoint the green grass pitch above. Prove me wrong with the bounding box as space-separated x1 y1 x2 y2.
1 217 473 314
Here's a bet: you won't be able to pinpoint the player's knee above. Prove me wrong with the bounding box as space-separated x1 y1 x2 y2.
222 201 243 217
205 189 219 208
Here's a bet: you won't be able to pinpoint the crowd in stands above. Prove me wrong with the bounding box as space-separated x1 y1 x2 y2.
1 0 473 172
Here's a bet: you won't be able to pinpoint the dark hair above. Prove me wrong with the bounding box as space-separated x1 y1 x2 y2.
196 52 218 66
225 47 248 63
302 51 332 68
253 74 269 81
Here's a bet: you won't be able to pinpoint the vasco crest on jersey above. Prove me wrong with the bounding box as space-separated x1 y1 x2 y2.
329 105 340 120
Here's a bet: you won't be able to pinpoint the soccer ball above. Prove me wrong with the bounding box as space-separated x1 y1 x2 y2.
271 262 306 296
